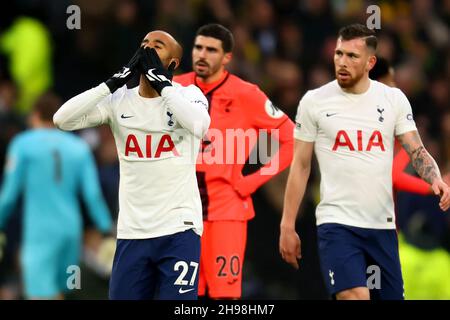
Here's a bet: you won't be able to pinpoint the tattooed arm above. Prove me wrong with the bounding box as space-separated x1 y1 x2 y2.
397 130 450 211
397 131 440 184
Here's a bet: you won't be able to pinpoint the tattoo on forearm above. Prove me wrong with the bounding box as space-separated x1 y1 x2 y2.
399 131 441 185
410 146 440 184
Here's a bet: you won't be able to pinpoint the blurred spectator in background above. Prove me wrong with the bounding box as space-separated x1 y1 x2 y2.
0 74 24 300
0 4 52 114
0 92 112 299
0 77 24 173
369 56 396 86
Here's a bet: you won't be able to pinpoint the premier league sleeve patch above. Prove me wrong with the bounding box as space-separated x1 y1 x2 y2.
265 100 284 119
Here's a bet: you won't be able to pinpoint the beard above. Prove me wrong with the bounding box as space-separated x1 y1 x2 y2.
193 60 220 79
336 70 364 89
193 60 209 77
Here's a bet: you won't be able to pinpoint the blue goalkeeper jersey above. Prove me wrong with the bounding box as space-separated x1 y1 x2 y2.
0 128 112 241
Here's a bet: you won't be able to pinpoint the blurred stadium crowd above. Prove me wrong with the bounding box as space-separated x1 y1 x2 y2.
0 0 449 299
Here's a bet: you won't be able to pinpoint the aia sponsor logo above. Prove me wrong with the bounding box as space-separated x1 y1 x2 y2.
124 134 180 158
332 130 385 151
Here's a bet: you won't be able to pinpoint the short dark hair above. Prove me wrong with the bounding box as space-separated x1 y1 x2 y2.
369 56 391 80
33 91 62 122
196 23 234 53
338 24 377 52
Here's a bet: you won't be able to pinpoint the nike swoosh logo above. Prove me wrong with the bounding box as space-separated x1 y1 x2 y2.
121 114 133 119
326 113 338 117
178 287 195 294
147 68 170 82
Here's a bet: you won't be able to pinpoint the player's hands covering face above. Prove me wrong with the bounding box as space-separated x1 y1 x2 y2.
105 48 141 93
139 47 175 95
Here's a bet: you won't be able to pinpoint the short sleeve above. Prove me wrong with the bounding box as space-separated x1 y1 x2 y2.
294 91 317 142
393 88 417 136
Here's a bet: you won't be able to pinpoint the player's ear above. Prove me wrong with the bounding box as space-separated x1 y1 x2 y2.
223 52 232 66
168 58 179 71
367 55 377 72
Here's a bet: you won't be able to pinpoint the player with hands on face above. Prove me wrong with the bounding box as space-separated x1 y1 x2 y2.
54 30 210 300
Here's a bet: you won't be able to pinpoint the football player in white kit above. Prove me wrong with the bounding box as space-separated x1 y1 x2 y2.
279 24 450 300
53 30 210 299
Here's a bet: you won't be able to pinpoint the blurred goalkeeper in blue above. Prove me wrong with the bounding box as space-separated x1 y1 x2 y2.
0 92 113 299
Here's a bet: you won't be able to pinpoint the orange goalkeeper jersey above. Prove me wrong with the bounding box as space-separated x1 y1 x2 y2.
174 71 294 221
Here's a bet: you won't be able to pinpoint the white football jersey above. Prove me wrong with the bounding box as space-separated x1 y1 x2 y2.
97 83 208 239
294 80 417 229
